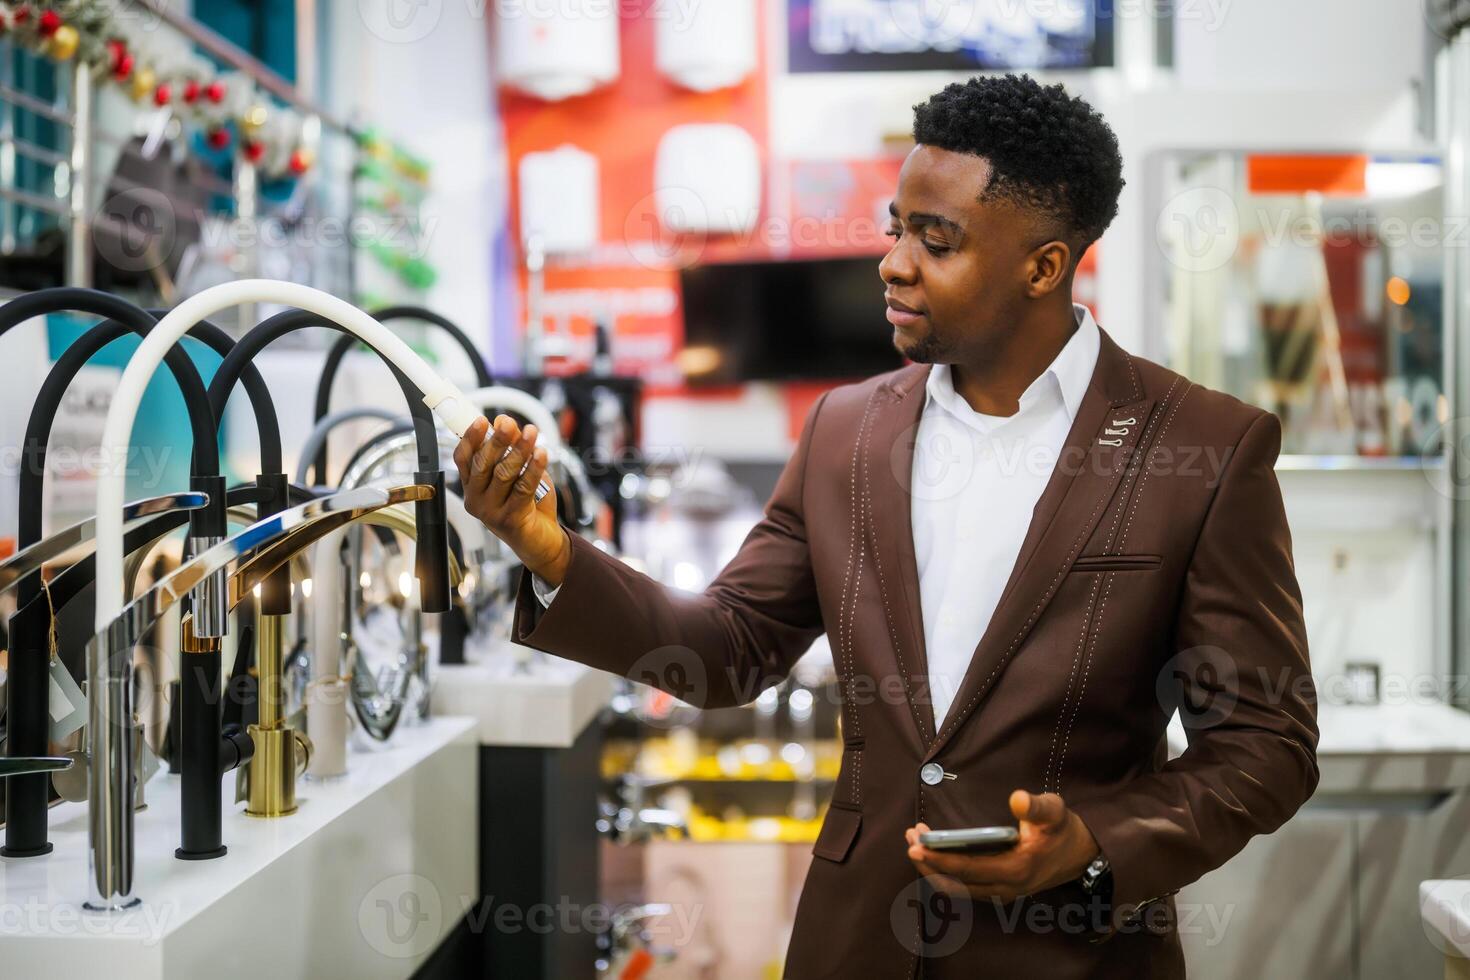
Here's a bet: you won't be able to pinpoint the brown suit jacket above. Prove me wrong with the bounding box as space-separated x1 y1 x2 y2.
512 327 1320 979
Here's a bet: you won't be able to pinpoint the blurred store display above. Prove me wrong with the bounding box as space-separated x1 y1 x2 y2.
655 0 756 92
495 0 620 101
1156 152 1445 459
653 124 762 236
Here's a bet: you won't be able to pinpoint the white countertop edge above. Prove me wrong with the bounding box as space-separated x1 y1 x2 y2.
1420 879 1470 960
434 656 612 748
1168 702 1470 758
0 715 478 943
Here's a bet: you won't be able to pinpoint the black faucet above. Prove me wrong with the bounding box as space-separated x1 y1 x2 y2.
206 307 480 615
0 289 227 858
306 305 494 487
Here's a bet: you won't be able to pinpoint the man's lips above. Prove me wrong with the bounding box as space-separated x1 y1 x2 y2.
886 297 925 328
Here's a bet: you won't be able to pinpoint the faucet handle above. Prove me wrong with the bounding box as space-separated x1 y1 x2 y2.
292 730 313 778
422 387 479 438
0 756 74 778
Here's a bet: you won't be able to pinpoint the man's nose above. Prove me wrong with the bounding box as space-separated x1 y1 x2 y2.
880 240 916 286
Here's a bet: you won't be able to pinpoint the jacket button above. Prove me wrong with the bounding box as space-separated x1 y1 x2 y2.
920 763 945 786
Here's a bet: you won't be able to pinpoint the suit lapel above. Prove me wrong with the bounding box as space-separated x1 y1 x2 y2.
860 363 936 747
922 329 1154 760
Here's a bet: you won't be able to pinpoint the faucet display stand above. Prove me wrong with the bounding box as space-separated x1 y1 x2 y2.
433 651 612 979
0 718 476 980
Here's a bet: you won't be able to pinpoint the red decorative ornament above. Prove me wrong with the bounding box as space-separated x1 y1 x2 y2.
243 140 265 163
107 39 134 81
13 6 30 25
206 127 231 150
288 149 312 175
205 81 225 104
153 83 171 107
37 9 59 36
182 79 200 103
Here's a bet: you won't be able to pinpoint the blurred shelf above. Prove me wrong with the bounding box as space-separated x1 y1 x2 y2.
1275 454 1447 472
629 775 835 786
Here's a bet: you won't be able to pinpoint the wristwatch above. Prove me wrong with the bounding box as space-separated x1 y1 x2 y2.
1079 854 1112 904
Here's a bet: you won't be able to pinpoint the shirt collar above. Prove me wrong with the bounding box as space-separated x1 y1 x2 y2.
924 303 1100 427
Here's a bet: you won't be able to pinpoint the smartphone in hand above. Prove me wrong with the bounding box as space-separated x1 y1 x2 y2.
918 826 1020 854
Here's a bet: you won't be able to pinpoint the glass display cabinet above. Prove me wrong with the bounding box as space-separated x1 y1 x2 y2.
1151 151 1446 461
1147 149 1454 689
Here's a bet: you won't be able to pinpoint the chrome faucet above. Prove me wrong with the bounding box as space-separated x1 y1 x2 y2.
86 484 434 907
598 774 690 844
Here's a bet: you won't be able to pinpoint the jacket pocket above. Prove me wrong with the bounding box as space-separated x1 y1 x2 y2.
1069 554 1163 573
812 803 862 863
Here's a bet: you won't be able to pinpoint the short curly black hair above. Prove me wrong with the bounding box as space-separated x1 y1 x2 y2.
912 74 1124 254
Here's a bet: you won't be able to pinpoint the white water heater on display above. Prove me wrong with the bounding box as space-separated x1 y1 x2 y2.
518 144 601 254
654 124 761 235
655 0 756 92
495 0 620 101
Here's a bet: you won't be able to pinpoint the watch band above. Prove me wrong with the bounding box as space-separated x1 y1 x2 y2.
1080 854 1112 899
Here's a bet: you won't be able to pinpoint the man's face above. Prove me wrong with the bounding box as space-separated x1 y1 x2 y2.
879 144 1048 364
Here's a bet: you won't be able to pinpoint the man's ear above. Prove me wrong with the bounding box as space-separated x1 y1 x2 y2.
1025 240 1072 299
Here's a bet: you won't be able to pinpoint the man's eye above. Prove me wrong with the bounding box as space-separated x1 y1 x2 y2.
884 226 901 240
924 240 950 256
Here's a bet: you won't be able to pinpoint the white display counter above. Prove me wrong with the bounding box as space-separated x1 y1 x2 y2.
434 653 612 747
1421 878 1470 977
1171 701 1470 980
0 716 477 980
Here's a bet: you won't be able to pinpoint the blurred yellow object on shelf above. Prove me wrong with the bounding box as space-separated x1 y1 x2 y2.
686 806 824 844
603 736 842 783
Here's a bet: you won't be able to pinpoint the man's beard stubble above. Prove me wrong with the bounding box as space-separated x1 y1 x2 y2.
896 328 946 365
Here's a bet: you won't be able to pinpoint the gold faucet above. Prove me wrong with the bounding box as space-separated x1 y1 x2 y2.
245 613 309 817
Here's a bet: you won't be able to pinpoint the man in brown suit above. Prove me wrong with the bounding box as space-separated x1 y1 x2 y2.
455 74 1319 978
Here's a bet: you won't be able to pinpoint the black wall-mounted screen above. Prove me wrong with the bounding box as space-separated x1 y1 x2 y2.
679 257 906 385
787 0 1114 73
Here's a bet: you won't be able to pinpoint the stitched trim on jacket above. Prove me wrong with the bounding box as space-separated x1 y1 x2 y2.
1118 381 1194 552
1102 376 1181 550
1042 571 1103 793
1055 570 1115 795
1119 348 1143 404
912 790 925 979
838 389 879 746
863 391 930 743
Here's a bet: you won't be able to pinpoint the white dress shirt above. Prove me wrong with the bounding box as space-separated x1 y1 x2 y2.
911 304 1099 728
535 304 1102 732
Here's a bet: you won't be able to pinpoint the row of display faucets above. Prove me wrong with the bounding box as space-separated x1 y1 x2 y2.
0 280 594 912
